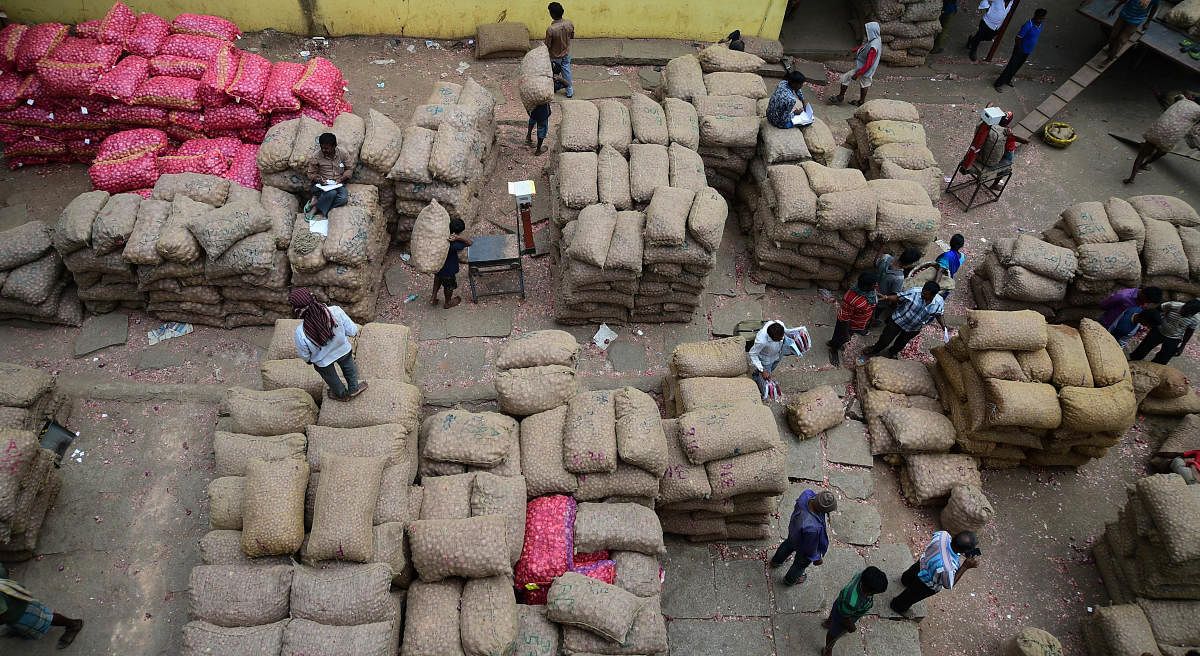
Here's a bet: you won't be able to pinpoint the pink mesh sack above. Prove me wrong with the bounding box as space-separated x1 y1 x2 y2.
224 143 261 190
176 136 240 159
198 44 239 107
292 57 344 115
159 34 224 61
16 23 70 72
238 126 267 143
225 51 270 107
97 128 169 160
97 1 137 46
105 104 168 126
74 21 102 40
157 149 228 176
130 76 202 111
259 61 304 113
170 14 241 42
90 150 160 192
125 13 172 58
91 55 149 102
148 54 206 79
204 103 266 130
50 39 122 67
515 495 578 586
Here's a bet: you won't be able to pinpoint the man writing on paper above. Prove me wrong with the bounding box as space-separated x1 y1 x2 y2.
306 132 351 219
766 71 812 129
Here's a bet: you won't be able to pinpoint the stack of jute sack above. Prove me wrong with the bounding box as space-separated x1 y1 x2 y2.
975 195 1200 324
657 338 788 541
0 364 66 561
0 362 70 432
399 468 527 656
54 189 145 313
746 158 940 289
928 310 1138 470
0 220 82 325
389 78 499 241
854 349 946 459
494 330 581 421
635 186 728 323
1088 474 1200 656
862 0 942 66
843 99 942 203
693 46 768 199
551 203 644 325
1129 361 1200 417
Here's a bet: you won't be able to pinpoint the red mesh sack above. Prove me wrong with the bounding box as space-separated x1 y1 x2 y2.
74 21 102 40
90 149 159 192
0 123 20 140
91 55 149 102
5 138 68 158
98 1 138 46
130 76 201 110
224 142 261 190
104 104 168 126
292 57 344 115
204 129 240 139
170 14 241 42
51 39 122 67
573 550 611 566
268 110 301 126
15 74 43 103
299 103 337 126
159 34 224 61
16 24 70 72
337 99 353 114
226 51 270 107
168 109 205 132
130 188 153 199
259 61 303 113
198 45 239 107
24 127 101 141
238 126 267 143
0 25 30 70
519 586 549 605
203 103 265 131
8 156 54 169
515 495 577 587
148 54 206 79
50 105 110 130
67 138 101 160
97 128 169 160
570 559 617 584
0 74 21 110
0 106 54 126
157 149 228 175
166 123 204 142
125 13 172 58
36 60 108 98
176 136 239 159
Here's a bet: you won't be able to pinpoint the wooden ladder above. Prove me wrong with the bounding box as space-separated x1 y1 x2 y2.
1012 32 1141 141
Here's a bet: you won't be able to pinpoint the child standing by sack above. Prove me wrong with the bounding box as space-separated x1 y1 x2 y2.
431 218 473 309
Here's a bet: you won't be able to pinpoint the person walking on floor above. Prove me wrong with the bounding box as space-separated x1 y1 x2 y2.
0 565 85 649
431 218 472 309
545 2 575 98
890 530 980 615
1104 0 1160 65
749 319 786 398
873 248 923 327
828 271 878 367
994 8 1047 92
525 62 571 154
967 0 1015 62
823 567 889 656
305 133 351 219
930 1 958 54
1123 97 1200 184
1099 285 1163 327
827 22 881 107
868 281 947 359
770 489 836 585
289 288 367 401
1130 299 1200 364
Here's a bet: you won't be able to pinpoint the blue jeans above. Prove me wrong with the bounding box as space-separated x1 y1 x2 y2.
551 54 573 97
751 356 781 396
310 184 348 216
771 537 813 583
314 351 361 399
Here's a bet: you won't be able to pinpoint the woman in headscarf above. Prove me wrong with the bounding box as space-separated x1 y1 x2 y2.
827 21 882 107
288 288 366 401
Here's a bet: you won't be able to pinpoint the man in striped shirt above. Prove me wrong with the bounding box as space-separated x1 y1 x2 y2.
1130 299 1200 365
890 530 980 615
868 281 946 359
828 271 878 367
822 566 889 656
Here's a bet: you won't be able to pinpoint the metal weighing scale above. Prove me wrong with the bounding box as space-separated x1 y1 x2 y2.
465 180 536 302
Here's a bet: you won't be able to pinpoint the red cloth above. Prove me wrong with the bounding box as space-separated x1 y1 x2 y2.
837 289 875 332
853 47 878 77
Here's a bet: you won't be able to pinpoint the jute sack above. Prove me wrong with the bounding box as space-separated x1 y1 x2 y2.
1145 362 1189 399
307 455 386 563
460 576 519 656
199 530 293 568
1015 348 1054 383
1046 324 1094 387
1060 381 1135 433
597 146 633 210
1004 627 1064 656
865 120 926 148
878 161 941 204
511 605 560 656
291 563 395 627
614 387 669 475
759 118 811 165
54 190 109 255
612 551 661 598
281 617 398 656
360 109 403 172
470 472 527 564
428 123 477 184
630 92 670 145
671 337 747 378
316 379 421 432
1143 218 1190 277
984 379 1061 429
870 141 936 170
242 457 309 557
799 117 836 164
566 204 618 268
664 98 700 150
873 199 941 243
676 376 761 413
801 160 866 194
407 515 512 581
854 99 921 123
497 329 578 369
704 442 788 500
0 363 53 408
687 187 727 253
563 390 619 474
680 400 776 463
1128 361 1164 402
387 126 436 184
560 99 600 152
401 579 464 656
816 189 877 231
208 477 244 530
418 473 475 520
659 419 714 503
663 54 707 102
1062 201 1118 244
702 71 768 98
558 151 599 209
410 200 451 275
1135 474 1200 563
224 387 317 436
546 571 643 643
645 187 695 247
867 358 938 397
900 453 981 505
932 346 967 401
1104 197 1146 248
1076 241 1140 282
1140 389 1200 415
1090 605 1157 656
768 165 817 223
519 72 554 113
785 385 843 439
1129 193 1200 226
628 143 670 203
521 43 553 78
90 193 141 255
694 94 758 117
213 432 306 477
356 322 418 383
883 407 956 452
519 406 579 496
940 484 995 535
970 350 1027 381
421 409 516 467
1078 318 1130 386
965 309 1047 351
597 99 633 154
188 564 293 628
257 119 299 173
561 595 668 654
151 173 230 206
668 142 707 192
698 44 765 72
699 115 759 148
574 502 665 555
1004 233 1076 282
496 364 577 416
156 195 207 264
181 620 287 654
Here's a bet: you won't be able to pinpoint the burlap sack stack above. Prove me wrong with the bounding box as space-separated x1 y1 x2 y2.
0 220 82 325
690 45 769 199
54 189 146 314
928 310 1138 470
255 113 367 196
1131 361 1200 417
1088 474 1200 655
843 99 942 203
389 77 499 241
634 186 728 323
655 338 788 541
552 203 642 325
975 195 1200 325
862 0 943 66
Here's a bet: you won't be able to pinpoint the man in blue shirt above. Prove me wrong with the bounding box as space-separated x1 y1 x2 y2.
770 489 836 585
930 1 958 54
994 8 1046 91
1105 0 1159 64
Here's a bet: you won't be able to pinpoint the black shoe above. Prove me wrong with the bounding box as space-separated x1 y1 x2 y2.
829 348 841 367
890 599 906 615
930 47 943 54
1005 81 1015 87
769 557 786 568
783 573 806 585
994 85 1004 93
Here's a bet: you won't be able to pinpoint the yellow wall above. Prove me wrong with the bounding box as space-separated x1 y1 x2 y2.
7 0 784 40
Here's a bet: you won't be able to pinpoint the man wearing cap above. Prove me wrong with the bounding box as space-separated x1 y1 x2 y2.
890 530 981 614
770 489 837 585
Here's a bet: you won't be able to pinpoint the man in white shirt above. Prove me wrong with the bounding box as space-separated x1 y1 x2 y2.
749 320 786 397
967 0 1014 61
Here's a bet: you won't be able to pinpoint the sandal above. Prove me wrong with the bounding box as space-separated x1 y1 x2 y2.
347 381 369 399
826 95 844 105
849 99 863 107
